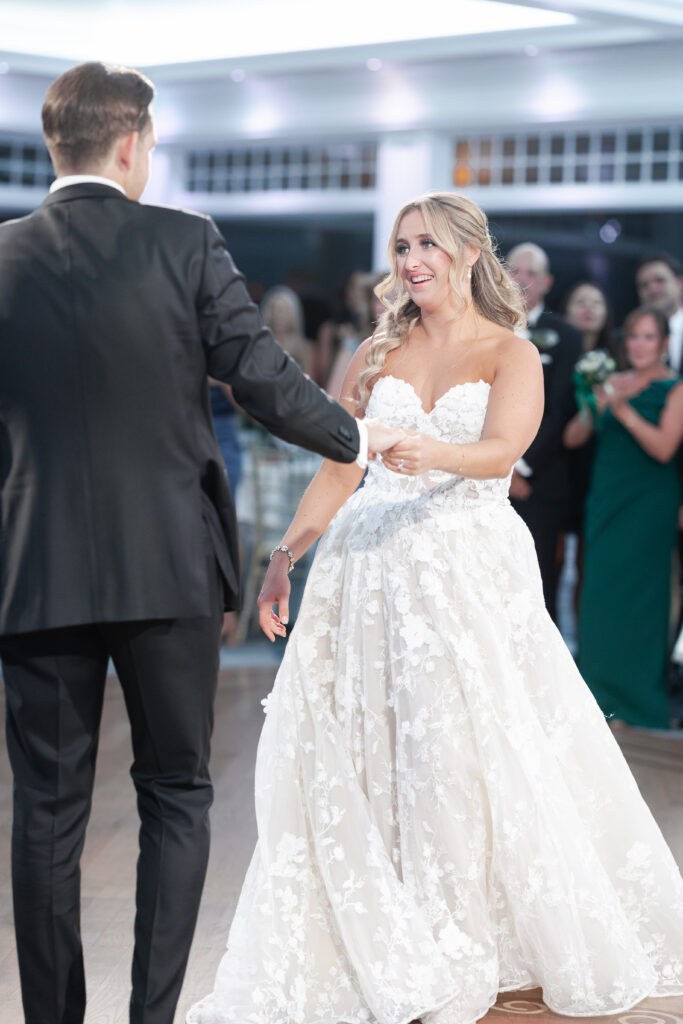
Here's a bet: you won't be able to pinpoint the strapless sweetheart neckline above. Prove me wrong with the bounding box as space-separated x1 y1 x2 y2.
377 374 490 416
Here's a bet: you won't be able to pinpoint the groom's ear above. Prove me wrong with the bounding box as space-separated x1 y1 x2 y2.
115 130 140 172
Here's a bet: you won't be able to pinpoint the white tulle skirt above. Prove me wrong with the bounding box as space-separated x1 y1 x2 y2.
188 481 683 1024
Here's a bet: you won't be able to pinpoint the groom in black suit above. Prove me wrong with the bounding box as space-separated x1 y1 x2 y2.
0 62 399 1024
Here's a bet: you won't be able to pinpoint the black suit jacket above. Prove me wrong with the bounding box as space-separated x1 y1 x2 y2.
0 184 360 634
522 310 582 502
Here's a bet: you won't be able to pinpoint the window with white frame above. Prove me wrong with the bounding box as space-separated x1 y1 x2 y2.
0 140 54 188
453 126 683 189
186 142 377 193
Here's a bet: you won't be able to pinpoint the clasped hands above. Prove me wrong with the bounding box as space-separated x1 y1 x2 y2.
258 419 433 643
364 417 436 476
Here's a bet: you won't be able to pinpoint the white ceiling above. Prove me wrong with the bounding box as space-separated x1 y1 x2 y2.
0 0 575 69
0 1 682 145
0 0 681 79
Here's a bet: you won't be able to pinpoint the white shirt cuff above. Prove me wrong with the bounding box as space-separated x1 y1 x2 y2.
355 419 368 470
515 457 533 478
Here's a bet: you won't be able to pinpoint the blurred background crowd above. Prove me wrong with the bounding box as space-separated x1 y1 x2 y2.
1 0 682 730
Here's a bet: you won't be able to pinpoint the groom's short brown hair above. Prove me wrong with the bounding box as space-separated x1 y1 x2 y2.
42 61 155 172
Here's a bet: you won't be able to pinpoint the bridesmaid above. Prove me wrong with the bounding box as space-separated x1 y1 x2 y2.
564 306 683 728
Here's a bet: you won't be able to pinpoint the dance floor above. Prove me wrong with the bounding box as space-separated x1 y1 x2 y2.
0 664 682 1024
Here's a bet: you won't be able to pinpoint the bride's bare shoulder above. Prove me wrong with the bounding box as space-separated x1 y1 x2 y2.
489 327 541 368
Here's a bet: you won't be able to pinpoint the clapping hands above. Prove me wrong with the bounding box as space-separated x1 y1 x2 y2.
596 372 642 412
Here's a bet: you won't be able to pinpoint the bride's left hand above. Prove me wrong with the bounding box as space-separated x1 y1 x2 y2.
382 431 439 475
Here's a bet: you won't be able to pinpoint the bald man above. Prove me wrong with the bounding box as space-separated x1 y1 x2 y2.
507 243 582 622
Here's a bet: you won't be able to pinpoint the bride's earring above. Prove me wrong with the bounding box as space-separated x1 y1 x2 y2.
467 266 472 281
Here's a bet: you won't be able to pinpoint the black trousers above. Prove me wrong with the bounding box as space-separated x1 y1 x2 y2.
0 560 223 1024
511 495 565 624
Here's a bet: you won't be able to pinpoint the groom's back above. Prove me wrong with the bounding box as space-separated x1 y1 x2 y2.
0 187 234 634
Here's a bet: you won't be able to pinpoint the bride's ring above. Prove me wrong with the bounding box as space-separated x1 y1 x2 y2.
397 458 404 471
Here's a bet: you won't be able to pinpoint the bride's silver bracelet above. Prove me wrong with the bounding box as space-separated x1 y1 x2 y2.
270 544 295 573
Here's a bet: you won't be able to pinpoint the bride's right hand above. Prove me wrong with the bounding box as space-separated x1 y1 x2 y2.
257 553 291 641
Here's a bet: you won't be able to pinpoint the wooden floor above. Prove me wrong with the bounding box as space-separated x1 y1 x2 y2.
0 665 682 1024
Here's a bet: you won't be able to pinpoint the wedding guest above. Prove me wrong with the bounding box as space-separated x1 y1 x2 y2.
311 270 368 389
562 281 616 357
560 282 617 573
210 381 242 497
564 307 683 728
507 243 582 621
636 255 683 626
327 270 387 399
260 285 313 373
635 253 683 373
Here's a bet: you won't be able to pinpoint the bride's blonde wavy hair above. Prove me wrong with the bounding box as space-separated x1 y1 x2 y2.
358 191 525 408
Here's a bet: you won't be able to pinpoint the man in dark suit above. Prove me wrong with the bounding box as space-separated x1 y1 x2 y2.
507 243 582 622
0 62 401 1024
635 253 683 374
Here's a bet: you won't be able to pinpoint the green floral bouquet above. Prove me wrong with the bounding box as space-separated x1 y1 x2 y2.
573 349 617 420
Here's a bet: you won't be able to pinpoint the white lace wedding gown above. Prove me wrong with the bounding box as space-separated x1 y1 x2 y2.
188 376 683 1024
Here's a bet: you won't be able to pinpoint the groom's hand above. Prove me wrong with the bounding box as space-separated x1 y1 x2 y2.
258 553 291 642
364 418 406 459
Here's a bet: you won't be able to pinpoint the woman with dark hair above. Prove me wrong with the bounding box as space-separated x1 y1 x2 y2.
565 306 683 728
560 282 617 594
561 281 615 357
327 270 387 399
190 198 683 1024
310 270 369 389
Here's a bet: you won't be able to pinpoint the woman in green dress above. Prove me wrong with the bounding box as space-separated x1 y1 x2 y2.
564 307 683 728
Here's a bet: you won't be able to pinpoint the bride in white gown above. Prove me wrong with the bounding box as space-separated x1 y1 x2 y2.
188 192 683 1024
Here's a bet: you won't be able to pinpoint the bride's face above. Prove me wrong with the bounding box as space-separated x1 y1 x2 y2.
395 209 453 311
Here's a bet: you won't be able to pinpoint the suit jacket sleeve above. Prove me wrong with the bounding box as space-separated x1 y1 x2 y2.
524 320 582 477
197 216 359 463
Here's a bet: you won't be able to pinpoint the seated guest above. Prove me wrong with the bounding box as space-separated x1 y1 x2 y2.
564 307 683 728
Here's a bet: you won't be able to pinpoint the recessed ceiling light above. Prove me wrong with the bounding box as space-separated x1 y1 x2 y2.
366 58 383 71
